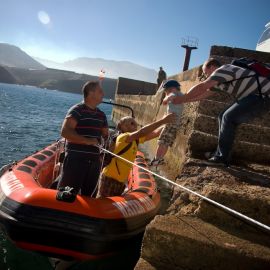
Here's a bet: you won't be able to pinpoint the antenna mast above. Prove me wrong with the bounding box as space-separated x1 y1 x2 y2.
181 36 198 71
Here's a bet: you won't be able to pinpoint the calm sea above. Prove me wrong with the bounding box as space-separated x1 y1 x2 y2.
0 83 114 168
0 83 141 269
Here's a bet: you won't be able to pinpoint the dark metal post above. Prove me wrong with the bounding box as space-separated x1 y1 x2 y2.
181 37 198 72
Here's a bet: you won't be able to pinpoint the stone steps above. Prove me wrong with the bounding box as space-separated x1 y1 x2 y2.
135 258 156 270
170 158 270 226
197 99 270 128
187 130 270 164
193 114 270 146
136 215 270 270
195 182 270 229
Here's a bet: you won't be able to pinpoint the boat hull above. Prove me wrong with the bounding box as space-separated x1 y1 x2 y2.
0 141 160 260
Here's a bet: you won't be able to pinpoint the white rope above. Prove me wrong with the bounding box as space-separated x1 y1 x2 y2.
98 145 270 233
90 138 112 197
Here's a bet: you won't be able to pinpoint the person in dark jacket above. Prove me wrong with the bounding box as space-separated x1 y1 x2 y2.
157 66 167 88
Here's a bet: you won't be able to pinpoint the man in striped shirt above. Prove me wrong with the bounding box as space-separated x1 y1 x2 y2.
57 81 108 199
165 58 270 166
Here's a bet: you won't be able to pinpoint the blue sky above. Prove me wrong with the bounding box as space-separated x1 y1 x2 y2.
1 0 269 76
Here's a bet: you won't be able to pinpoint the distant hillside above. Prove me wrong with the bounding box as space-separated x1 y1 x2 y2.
35 56 158 83
0 66 17 83
0 43 157 98
1 66 117 99
0 43 45 69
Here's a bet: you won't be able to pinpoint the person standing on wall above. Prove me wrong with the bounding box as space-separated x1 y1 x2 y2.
57 81 108 201
157 67 167 88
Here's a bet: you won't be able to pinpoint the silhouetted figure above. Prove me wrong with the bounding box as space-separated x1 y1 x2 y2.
157 67 167 88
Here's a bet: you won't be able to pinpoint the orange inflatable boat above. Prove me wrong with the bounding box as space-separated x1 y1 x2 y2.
0 141 160 260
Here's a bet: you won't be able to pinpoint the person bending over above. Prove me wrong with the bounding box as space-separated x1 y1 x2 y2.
165 58 270 166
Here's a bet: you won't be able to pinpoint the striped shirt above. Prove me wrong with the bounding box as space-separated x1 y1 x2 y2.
209 64 270 100
65 102 108 158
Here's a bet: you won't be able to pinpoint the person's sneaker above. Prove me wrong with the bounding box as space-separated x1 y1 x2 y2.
202 156 229 167
204 151 214 159
149 158 165 166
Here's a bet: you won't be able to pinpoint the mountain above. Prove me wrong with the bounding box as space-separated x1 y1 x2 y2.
0 66 17 83
34 57 158 83
0 43 45 69
2 66 117 99
0 43 158 98
0 43 117 98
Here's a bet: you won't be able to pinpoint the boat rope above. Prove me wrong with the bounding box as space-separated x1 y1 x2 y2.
98 145 270 234
90 136 115 197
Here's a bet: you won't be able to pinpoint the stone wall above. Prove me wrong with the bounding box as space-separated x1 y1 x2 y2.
112 45 270 174
210 45 270 64
116 77 157 95
112 45 270 269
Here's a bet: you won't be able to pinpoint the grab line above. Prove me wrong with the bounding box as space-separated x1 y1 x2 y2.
99 146 270 233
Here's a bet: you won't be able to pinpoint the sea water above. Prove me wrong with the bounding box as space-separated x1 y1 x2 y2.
0 83 113 168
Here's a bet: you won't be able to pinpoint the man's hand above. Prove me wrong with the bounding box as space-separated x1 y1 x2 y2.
162 93 175 105
161 113 177 124
162 98 168 105
86 138 99 146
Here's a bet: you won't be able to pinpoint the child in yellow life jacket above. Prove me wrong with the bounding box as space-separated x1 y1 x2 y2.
97 113 175 197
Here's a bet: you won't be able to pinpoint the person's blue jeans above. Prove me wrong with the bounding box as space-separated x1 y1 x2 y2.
214 94 270 163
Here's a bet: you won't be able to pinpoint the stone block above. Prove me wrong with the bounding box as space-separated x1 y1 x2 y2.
141 215 270 270
193 114 270 146
196 99 270 128
196 184 270 230
210 45 270 63
116 77 157 95
134 258 157 270
188 131 270 164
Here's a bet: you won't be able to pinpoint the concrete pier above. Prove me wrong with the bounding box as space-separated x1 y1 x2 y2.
112 45 270 269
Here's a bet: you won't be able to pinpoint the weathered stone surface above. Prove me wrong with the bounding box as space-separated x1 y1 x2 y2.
210 45 270 63
188 131 270 164
197 99 270 127
140 215 270 270
169 158 270 229
113 45 270 270
134 258 157 270
193 114 270 145
116 77 157 95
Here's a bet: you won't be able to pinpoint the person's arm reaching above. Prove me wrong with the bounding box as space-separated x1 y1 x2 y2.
125 113 176 143
144 126 163 141
61 117 99 145
163 79 218 104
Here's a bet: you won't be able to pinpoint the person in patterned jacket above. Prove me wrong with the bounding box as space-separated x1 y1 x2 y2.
164 58 270 166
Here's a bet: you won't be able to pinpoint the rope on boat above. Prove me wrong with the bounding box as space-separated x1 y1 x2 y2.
98 145 270 234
